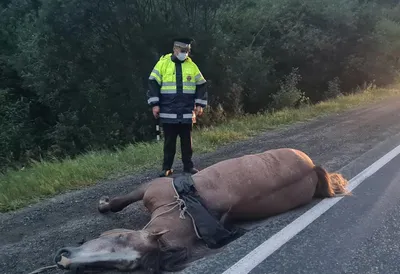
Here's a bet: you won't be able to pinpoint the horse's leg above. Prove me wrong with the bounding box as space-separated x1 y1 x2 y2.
98 182 150 213
220 211 231 227
220 210 240 232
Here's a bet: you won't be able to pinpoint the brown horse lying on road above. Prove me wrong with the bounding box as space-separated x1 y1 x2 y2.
54 148 351 273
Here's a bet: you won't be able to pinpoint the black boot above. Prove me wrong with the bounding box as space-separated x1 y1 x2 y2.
159 169 174 177
184 167 199 174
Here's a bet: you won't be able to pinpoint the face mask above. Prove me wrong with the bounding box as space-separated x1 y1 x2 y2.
177 52 188 61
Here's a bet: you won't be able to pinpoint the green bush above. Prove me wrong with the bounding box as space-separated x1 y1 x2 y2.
1 0 400 171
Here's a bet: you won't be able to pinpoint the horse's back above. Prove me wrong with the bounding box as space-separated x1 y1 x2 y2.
193 148 318 219
195 148 315 189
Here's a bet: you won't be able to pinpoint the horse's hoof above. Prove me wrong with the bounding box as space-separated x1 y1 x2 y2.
98 196 110 213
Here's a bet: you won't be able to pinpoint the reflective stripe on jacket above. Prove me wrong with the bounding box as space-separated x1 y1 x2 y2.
147 53 208 124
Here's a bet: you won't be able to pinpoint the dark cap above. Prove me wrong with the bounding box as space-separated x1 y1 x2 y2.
173 37 194 49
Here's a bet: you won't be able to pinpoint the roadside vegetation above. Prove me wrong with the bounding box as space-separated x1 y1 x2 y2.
1 85 400 212
1 0 400 212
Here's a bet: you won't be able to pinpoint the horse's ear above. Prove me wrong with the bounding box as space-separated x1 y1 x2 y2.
148 229 169 242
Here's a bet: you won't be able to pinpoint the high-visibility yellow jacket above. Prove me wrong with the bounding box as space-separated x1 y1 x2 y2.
147 53 208 124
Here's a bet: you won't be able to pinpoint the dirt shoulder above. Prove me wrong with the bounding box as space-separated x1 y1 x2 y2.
2 96 400 274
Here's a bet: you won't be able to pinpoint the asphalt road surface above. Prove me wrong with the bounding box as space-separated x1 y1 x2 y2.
2 95 400 274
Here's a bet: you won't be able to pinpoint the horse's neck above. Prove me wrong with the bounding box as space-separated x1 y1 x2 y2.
143 179 176 212
145 205 198 248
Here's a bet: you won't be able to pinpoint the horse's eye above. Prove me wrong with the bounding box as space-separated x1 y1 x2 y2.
117 234 129 242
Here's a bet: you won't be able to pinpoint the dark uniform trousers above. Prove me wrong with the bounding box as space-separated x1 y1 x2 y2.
162 122 194 171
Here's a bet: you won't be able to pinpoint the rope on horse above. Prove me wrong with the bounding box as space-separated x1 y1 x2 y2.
27 264 58 274
142 179 202 239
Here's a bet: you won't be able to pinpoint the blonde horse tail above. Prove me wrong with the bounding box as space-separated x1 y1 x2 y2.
313 165 351 198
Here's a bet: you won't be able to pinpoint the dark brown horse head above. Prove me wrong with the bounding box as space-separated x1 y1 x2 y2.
54 228 189 273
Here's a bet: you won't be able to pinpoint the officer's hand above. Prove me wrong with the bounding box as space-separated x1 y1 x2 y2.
152 106 160 119
195 106 203 117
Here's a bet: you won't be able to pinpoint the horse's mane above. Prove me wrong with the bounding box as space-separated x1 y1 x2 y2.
139 245 190 274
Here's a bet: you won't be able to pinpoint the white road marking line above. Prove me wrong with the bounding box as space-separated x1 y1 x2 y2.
221 143 400 274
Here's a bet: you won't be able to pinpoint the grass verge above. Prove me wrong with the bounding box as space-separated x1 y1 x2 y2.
1 85 400 212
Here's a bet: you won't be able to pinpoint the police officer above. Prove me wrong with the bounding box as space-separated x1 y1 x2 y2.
147 37 208 177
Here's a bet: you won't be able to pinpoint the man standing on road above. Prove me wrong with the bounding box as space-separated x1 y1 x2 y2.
147 37 208 177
